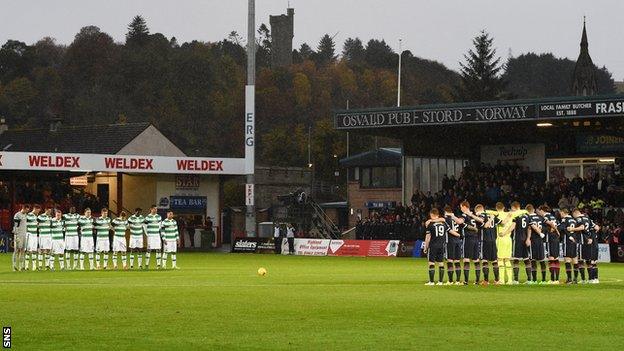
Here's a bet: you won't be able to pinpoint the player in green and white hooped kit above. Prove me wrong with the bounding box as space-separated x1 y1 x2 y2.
25 205 41 270
112 211 129 269
78 208 95 270
128 208 145 269
161 211 180 269
144 206 163 269
49 210 66 270
95 208 112 269
37 207 53 270
63 207 80 269
12 204 30 271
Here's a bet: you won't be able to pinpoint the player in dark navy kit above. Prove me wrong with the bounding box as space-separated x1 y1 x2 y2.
579 212 600 284
587 217 601 283
559 209 579 284
510 202 531 284
537 205 560 284
459 201 480 285
443 206 463 285
575 210 594 284
569 209 591 283
526 205 547 284
424 209 448 286
464 204 500 285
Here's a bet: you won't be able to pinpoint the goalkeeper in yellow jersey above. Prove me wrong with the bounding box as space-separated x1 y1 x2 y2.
487 202 515 284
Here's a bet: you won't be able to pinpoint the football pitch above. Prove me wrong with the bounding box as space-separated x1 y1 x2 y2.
1 253 623 350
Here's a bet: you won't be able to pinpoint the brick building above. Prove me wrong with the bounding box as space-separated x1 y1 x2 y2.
340 148 403 228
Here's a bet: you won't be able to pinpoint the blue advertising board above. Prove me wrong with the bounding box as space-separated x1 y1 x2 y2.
169 196 207 214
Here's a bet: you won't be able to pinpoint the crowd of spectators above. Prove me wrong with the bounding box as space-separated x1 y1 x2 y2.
356 161 624 243
0 181 107 214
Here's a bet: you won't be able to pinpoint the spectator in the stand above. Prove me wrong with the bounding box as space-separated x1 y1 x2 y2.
442 174 449 190
395 202 405 218
590 196 605 210
410 192 420 207
614 208 624 227
558 194 571 209
597 176 609 195
485 182 501 203
569 193 580 208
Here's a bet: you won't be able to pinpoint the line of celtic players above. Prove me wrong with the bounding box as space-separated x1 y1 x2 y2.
423 201 601 285
11 204 180 271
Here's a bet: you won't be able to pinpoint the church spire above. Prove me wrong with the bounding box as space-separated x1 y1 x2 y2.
572 17 597 96
580 16 588 49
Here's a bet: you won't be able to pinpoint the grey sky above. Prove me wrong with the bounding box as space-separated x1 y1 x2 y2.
2 0 624 79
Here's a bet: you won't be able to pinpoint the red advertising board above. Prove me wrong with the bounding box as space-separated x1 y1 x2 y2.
328 240 399 257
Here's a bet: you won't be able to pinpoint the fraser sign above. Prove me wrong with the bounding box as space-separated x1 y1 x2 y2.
335 96 624 129
0 151 245 174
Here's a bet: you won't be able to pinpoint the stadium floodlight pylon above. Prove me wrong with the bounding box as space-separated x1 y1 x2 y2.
244 0 256 237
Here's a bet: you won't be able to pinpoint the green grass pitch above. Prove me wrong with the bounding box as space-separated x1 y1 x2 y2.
1 253 623 350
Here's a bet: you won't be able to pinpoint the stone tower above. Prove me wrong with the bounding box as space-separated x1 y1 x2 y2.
270 7 294 68
571 18 597 96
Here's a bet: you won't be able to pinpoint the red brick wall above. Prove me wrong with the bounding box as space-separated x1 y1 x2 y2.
347 181 402 228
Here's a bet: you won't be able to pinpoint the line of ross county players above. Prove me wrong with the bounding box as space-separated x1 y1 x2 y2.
423 200 600 286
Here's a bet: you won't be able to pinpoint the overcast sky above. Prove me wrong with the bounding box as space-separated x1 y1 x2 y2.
2 0 624 79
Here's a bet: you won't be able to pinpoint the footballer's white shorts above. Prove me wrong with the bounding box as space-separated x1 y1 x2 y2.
163 239 177 253
129 236 144 249
65 236 79 251
80 237 94 253
38 235 52 250
113 236 127 252
96 238 110 252
14 234 27 250
52 240 65 255
147 236 162 250
26 234 38 252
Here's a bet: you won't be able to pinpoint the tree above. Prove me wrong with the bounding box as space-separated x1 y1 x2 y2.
256 24 271 68
1 77 38 123
342 37 364 64
293 72 312 109
0 40 33 83
228 31 244 46
316 34 336 65
126 15 150 45
503 53 615 98
298 43 314 60
364 39 395 68
456 30 505 101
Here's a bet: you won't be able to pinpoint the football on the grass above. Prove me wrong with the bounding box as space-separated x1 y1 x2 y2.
257 267 267 276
